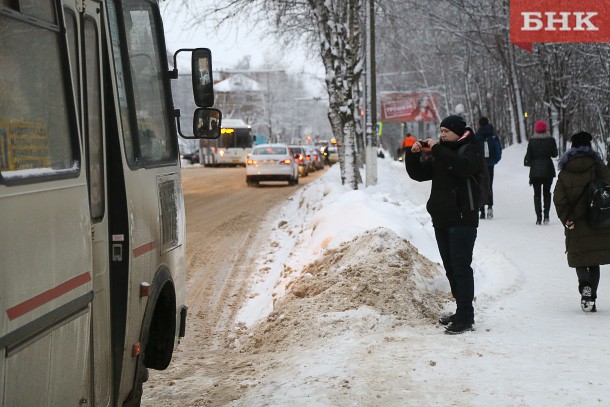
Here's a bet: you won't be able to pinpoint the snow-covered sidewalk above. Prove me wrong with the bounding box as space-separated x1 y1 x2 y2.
232 142 610 406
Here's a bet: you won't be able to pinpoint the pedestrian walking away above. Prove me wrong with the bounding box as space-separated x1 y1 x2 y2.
475 117 502 220
524 120 558 224
404 115 485 334
553 131 610 313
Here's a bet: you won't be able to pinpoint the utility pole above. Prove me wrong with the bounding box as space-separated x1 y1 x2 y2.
364 0 378 186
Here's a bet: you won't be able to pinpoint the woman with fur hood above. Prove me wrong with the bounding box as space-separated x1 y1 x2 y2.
553 131 610 312
525 120 558 224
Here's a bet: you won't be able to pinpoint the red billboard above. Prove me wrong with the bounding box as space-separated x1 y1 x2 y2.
380 92 440 123
510 0 610 51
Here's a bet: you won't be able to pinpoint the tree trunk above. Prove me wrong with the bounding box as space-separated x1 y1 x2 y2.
308 0 363 188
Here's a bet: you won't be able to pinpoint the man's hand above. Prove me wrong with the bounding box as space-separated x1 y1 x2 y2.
565 220 574 229
411 138 437 153
425 138 438 148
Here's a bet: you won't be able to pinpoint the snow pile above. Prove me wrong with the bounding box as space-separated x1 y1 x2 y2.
235 154 519 331
233 228 448 353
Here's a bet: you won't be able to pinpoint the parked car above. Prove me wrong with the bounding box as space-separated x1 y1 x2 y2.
326 145 339 164
246 144 299 187
181 149 200 164
308 146 325 170
288 145 311 176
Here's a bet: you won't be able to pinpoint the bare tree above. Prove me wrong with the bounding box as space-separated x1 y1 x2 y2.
376 0 609 153
168 0 610 163
186 0 364 188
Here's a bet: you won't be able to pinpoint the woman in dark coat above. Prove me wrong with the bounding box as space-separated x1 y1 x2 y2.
525 120 558 224
553 131 610 312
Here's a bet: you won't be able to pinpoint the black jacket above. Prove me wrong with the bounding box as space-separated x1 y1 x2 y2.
404 131 483 227
526 132 558 179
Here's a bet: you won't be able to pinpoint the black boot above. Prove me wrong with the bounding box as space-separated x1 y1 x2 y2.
534 196 542 225
543 193 551 224
438 314 455 325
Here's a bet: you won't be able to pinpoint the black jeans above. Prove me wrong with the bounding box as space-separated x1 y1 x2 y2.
576 266 600 300
434 225 477 324
480 166 495 213
487 165 495 207
531 177 553 217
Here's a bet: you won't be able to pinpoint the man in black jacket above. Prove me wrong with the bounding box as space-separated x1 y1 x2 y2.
404 115 484 334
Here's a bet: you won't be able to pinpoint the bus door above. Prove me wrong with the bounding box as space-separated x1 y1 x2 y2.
105 1 185 403
65 0 114 404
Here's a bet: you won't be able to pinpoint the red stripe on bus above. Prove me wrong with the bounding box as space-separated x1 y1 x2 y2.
133 241 157 258
6 272 92 321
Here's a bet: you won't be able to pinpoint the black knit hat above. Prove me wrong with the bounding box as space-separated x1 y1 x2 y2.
571 131 592 148
440 115 467 136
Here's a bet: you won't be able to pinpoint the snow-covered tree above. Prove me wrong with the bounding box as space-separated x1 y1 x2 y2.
173 0 365 188
376 0 609 152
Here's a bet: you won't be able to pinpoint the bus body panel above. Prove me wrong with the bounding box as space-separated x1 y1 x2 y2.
0 163 92 407
3 311 91 407
4 312 90 407
1 0 196 404
0 0 96 399
115 169 185 401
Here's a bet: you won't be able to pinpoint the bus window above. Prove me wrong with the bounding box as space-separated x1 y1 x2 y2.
234 128 252 148
120 2 176 165
84 17 104 221
0 7 77 179
107 0 135 164
64 8 81 121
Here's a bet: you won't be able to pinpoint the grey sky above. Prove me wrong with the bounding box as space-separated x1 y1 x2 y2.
161 6 315 74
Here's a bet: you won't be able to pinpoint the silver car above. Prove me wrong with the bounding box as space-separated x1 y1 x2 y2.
246 144 299 186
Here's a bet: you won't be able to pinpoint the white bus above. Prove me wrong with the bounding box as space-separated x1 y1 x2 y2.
201 118 252 166
0 1 220 405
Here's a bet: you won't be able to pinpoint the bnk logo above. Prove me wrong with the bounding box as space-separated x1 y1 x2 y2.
510 0 610 51
521 12 599 31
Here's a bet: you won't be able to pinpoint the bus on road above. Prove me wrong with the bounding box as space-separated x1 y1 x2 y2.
0 1 220 405
201 118 252 166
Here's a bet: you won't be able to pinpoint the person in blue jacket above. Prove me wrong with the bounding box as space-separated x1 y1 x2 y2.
475 117 502 219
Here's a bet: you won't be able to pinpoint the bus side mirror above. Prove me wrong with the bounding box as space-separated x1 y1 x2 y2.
190 108 222 140
192 48 214 108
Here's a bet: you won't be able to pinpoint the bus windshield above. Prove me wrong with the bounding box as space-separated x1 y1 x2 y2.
219 127 252 149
